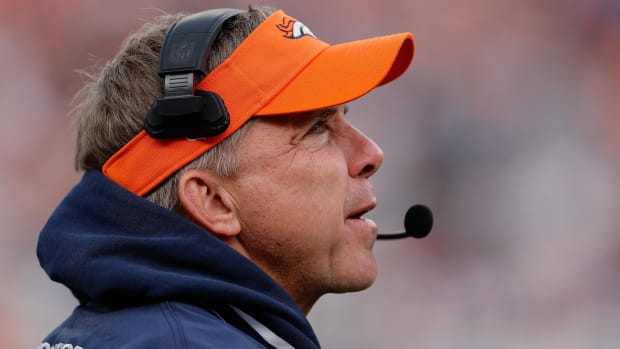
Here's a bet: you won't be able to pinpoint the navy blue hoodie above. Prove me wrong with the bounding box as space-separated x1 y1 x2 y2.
37 170 321 348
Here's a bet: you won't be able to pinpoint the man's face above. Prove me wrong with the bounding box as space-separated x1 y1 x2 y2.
224 104 384 312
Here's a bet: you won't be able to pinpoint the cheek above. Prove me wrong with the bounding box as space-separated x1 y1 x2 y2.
233 137 351 230
290 161 349 230
257 150 348 210
238 157 350 251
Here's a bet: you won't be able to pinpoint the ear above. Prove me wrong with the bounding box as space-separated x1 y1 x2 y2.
178 169 241 238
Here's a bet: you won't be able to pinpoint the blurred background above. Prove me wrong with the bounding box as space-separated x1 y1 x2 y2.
2 0 619 347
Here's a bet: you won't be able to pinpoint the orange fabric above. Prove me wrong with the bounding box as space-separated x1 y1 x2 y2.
103 10 415 196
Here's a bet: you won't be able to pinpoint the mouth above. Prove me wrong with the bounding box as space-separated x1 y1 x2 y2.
346 202 377 220
345 201 379 243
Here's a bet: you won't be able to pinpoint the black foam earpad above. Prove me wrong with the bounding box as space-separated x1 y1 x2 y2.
145 91 230 139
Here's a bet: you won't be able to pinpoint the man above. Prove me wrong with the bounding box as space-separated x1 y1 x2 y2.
37 5 414 348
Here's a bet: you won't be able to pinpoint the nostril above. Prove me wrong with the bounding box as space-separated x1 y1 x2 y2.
359 164 376 178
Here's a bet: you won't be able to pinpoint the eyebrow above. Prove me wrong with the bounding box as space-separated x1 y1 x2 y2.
316 104 348 118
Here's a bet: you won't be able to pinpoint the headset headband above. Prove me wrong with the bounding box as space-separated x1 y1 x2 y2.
145 8 242 139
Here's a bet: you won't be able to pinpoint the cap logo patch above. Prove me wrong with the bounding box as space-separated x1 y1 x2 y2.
276 17 317 40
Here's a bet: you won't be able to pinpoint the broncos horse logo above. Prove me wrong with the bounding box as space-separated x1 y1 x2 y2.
276 17 317 39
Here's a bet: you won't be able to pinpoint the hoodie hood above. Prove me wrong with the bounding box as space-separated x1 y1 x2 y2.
37 170 319 347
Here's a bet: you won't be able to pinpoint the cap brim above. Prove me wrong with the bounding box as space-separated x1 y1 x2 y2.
256 33 414 115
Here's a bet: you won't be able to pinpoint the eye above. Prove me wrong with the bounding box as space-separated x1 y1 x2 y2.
307 118 329 135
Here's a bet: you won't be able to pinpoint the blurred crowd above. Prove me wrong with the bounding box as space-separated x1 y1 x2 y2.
1 0 618 348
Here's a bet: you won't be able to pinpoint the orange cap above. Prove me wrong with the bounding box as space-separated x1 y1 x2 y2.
103 10 415 196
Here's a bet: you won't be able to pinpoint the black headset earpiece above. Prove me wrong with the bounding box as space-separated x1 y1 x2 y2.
145 8 242 139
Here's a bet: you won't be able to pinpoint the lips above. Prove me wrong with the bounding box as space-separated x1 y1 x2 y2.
345 201 378 244
346 201 377 220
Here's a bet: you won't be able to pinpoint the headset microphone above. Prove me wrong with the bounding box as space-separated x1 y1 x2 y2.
377 204 433 240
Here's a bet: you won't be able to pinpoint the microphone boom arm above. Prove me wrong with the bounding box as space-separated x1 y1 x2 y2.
376 204 433 240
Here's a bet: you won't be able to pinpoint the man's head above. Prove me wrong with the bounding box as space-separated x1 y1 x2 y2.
72 6 414 312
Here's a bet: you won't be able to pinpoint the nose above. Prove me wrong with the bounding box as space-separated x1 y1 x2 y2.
347 125 384 178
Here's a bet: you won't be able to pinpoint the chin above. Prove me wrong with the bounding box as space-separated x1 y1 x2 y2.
351 276 377 292
333 260 378 294
332 278 376 294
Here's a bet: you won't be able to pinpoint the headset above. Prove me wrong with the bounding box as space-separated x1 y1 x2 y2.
145 8 243 139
